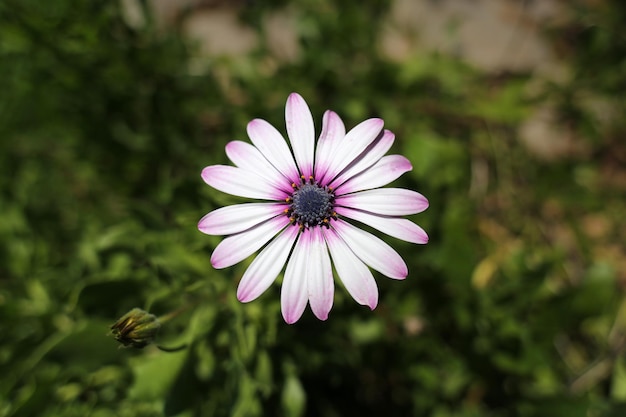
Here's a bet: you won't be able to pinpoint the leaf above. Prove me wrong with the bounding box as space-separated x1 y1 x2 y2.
281 375 306 417
128 349 188 401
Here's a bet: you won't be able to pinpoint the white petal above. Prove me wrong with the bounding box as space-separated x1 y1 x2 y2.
201 165 287 200
285 93 315 179
331 220 408 279
335 155 412 194
314 110 345 181
335 188 429 216
335 207 429 244
323 227 378 309
237 225 299 302
198 203 287 236
211 216 290 269
319 118 384 185
329 129 395 189
247 119 300 184
281 231 309 324
225 141 292 194
307 227 334 320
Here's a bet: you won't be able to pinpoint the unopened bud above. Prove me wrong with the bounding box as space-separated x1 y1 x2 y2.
110 308 161 349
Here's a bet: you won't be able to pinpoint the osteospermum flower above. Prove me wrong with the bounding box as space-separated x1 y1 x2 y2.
198 93 428 323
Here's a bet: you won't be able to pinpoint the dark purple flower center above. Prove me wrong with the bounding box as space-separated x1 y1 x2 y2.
287 177 336 229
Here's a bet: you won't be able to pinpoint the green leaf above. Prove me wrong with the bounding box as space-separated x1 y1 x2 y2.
128 349 188 401
281 375 306 417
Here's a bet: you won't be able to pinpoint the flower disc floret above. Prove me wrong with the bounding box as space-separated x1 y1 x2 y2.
287 177 336 229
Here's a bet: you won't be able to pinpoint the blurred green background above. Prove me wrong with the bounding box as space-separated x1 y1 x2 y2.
1 0 625 416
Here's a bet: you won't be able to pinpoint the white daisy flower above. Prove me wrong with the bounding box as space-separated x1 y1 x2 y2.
199 93 428 323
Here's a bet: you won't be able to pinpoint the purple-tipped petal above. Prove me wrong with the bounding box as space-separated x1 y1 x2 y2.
332 220 408 279
211 216 290 269
329 129 395 189
201 165 288 201
314 110 346 181
237 225 299 302
247 119 300 184
335 188 429 216
307 227 334 321
319 118 384 185
281 231 309 324
335 207 429 244
323 227 378 309
335 155 412 194
225 141 292 194
285 93 315 179
198 203 287 236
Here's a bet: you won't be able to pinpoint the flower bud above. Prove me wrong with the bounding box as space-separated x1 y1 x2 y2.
110 308 161 349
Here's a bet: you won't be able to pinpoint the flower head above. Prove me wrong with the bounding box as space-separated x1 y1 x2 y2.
199 93 428 323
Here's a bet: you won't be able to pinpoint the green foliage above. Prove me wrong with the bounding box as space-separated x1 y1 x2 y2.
1 0 625 416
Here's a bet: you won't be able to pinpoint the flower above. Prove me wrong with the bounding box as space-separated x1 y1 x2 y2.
198 93 428 323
